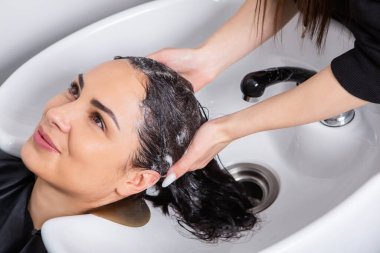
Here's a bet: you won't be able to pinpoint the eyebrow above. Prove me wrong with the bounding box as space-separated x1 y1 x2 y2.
78 74 120 131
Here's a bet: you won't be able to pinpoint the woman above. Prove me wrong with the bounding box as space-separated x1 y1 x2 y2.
0 57 257 253
149 0 380 187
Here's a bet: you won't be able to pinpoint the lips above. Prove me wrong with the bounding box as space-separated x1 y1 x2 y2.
33 127 61 153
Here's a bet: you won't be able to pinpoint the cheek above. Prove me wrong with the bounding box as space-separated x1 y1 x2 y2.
20 138 57 177
57 138 128 192
67 125 138 171
53 155 126 202
20 138 36 172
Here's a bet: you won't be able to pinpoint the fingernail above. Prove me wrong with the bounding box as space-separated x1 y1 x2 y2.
162 173 177 188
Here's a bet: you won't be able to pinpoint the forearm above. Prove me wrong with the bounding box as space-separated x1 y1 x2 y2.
199 0 297 76
221 66 368 140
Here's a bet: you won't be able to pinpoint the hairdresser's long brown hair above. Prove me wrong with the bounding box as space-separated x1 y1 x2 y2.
256 0 338 49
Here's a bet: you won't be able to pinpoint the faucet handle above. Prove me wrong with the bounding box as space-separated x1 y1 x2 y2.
240 67 316 102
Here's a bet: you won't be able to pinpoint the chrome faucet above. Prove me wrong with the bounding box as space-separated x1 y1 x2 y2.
240 66 355 127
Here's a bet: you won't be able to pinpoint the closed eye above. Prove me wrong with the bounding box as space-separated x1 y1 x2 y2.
68 81 80 99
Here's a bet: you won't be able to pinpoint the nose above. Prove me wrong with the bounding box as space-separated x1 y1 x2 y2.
45 105 72 133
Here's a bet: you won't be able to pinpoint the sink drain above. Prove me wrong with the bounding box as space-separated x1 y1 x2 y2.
227 163 280 213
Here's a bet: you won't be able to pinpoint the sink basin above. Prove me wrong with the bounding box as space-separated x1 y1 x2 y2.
1 0 380 252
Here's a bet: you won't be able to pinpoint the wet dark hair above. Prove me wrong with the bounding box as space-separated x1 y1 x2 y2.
114 56 257 242
255 0 350 49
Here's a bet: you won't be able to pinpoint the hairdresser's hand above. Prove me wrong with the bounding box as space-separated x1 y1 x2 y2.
148 48 217 91
162 118 231 187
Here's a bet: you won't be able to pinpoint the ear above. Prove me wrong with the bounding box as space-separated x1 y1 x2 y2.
116 169 160 197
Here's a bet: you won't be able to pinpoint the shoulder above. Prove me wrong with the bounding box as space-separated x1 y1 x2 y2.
0 148 22 163
331 0 380 103
350 0 380 32
0 149 34 190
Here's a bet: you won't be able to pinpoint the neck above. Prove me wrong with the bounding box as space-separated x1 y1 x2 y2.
28 178 92 230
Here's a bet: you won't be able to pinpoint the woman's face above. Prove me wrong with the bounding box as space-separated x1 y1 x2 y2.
21 60 158 206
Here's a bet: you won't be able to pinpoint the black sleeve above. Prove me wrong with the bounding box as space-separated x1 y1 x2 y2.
0 150 45 253
331 0 380 104
0 149 33 191
19 231 48 253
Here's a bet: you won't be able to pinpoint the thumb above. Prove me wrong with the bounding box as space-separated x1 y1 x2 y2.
161 154 192 188
147 48 169 62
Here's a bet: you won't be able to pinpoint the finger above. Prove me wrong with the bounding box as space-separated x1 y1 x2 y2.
146 51 159 59
161 155 193 187
146 50 162 61
146 48 170 60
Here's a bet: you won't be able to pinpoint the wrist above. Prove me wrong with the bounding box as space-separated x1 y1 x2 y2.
215 108 262 142
195 44 225 82
211 115 238 144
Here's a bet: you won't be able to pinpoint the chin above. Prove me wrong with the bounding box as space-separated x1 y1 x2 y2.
21 137 37 172
20 136 32 160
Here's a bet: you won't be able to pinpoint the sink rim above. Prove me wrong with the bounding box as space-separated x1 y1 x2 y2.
1 0 379 252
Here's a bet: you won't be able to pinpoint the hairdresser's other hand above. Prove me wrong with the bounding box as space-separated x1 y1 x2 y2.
148 48 217 91
162 118 231 187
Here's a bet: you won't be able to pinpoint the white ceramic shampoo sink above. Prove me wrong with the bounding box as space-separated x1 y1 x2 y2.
1 0 380 252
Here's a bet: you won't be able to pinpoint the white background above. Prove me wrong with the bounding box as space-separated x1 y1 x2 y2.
0 0 150 85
